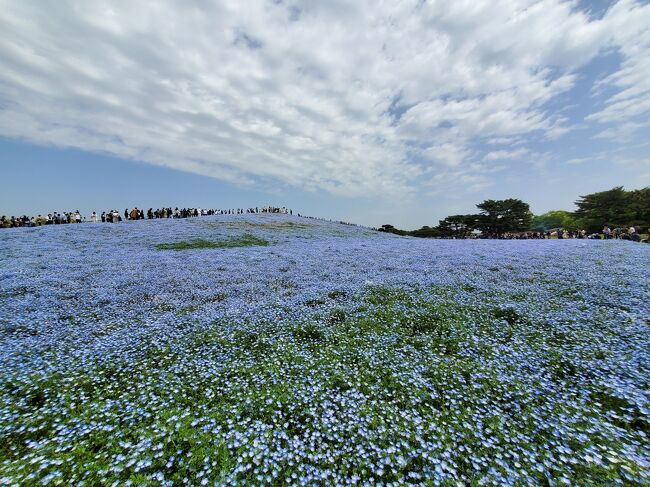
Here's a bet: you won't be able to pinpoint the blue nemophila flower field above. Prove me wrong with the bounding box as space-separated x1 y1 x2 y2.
0 215 648 485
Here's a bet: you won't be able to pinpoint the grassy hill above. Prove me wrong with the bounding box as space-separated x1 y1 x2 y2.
0 214 649 485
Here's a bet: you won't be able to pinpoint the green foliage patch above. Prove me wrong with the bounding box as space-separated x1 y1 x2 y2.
156 234 269 250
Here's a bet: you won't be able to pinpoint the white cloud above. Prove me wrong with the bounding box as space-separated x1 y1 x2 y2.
566 157 591 165
0 0 647 197
486 137 526 146
484 148 529 161
594 120 650 141
586 0 650 134
422 143 473 167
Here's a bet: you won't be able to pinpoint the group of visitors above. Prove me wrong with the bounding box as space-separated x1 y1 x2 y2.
1 211 83 227
601 226 643 241
478 231 551 240
467 226 647 242
99 207 207 223
479 230 594 240
0 206 293 228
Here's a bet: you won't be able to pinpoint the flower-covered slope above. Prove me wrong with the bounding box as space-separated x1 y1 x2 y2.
0 215 648 485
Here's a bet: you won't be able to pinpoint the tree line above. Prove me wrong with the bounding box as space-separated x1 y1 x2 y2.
379 186 650 238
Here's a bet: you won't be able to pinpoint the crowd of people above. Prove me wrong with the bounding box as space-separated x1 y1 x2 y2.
600 226 644 241
0 206 293 228
1 210 647 244
467 226 647 242
478 230 594 240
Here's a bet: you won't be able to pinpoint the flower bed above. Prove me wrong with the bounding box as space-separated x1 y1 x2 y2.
0 215 648 485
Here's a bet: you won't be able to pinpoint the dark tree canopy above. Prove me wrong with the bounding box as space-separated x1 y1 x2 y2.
377 187 649 238
474 199 533 236
410 225 444 238
573 186 650 232
438 214 477 238
378 224 408 236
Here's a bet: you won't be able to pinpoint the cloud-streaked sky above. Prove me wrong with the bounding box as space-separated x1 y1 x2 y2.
1 0 649 228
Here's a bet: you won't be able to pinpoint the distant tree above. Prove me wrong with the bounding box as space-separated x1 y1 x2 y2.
475 199 532 236
627 187 650 228
378 224 408 236
378 187 649 240
560 214 581 231
438 214 476 237
572 186 648 232
410 225 444 238
530 210 573 231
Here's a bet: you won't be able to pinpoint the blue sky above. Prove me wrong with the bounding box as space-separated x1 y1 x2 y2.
1 0 649 229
